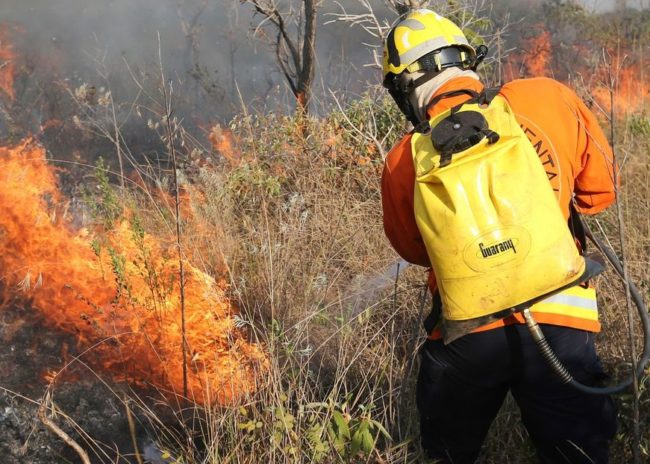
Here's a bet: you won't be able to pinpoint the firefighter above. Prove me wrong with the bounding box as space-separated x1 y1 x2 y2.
381 9 618 464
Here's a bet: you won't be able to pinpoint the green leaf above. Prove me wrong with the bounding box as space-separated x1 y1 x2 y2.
332 411 351 440
350 430 362 455
371 419 392 441
360 429 375 454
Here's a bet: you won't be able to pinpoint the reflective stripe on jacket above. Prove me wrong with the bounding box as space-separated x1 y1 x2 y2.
382 77 616 337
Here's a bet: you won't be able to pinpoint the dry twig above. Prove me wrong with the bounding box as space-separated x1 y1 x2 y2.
38 391 91 464
158 33 189 399
124 394 144 464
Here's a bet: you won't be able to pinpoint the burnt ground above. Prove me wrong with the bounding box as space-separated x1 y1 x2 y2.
0 302 172 464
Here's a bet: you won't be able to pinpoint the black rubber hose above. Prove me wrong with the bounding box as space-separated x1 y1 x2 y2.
522 308 574 384
524 229 650 395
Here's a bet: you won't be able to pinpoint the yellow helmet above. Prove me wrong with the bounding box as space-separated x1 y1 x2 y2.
382 9 476 82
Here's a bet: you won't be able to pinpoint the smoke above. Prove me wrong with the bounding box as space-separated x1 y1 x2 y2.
0 0 647 123
581 0 647 11
0 0 387 124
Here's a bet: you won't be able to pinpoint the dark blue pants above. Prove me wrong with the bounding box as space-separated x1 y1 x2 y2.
416 324 617 463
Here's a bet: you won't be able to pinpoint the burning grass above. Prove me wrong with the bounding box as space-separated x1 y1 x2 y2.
0 4 648 462
153 100 648 463
503 14 650 116
0 140 267 405
0 89 647 464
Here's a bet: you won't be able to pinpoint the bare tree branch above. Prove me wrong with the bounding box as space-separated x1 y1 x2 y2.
243 0 320 112
276 31 298 95
327 0 509 77
178 2 224 101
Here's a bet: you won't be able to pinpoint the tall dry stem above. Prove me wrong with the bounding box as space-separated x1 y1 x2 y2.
157 34 188 400
603 47 641 464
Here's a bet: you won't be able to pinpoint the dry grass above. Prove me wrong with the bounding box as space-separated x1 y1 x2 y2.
73 90 648 463
115 96 433 463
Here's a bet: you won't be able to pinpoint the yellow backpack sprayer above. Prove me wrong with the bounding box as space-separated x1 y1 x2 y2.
412 87 650 394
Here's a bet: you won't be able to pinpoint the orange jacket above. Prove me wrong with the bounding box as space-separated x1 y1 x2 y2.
382 77 617 335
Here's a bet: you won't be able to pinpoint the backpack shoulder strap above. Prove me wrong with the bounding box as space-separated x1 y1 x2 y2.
479 86 502 105
568 202 587 252
427 86 503 117
425 89 480 114
416 86 503 135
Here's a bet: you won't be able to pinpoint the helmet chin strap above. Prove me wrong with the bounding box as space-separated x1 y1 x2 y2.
384 73 420 126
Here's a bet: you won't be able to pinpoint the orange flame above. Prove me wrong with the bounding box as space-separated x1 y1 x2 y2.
0 24 17 101
209 125 239 164
39 119 64 133
523 29 552 78
0 140 267 404
589 57 650 115
506 26 650 115
503 25 552 81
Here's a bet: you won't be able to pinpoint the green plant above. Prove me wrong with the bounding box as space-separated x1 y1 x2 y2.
233 393 392 463
83 157 123 229
224 162 282 205
331 90 404 155
628 113 650 137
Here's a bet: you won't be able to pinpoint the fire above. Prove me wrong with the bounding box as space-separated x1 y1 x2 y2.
0 140 267 404
503 25 552 81
523 29 551 78
209 124 239 163
588 59 650 115
39 119 64 133
507 27 650 115
0 24 17 101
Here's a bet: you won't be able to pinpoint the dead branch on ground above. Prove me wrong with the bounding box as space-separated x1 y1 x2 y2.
38 391 91 464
